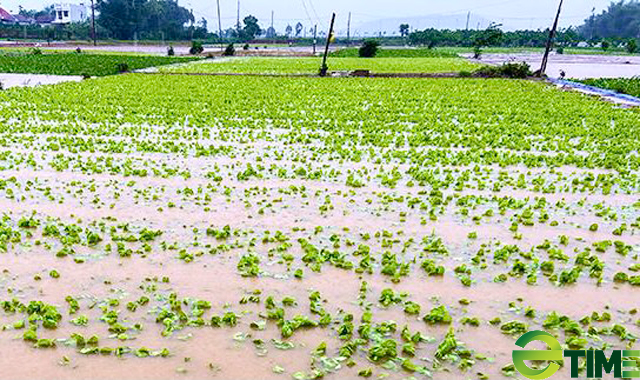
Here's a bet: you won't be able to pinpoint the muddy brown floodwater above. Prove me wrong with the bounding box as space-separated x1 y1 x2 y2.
0 155 637 380
0 74 638 380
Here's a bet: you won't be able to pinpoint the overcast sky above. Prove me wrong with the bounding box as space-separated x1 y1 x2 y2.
1 0 614 33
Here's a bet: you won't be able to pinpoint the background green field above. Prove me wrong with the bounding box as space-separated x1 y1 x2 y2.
161 56 481 74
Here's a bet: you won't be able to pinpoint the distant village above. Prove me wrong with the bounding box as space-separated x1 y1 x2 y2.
0 3 87 26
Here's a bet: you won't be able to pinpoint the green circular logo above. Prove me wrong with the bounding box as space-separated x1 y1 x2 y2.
513 330 563 380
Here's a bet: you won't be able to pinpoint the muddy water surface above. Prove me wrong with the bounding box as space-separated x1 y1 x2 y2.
0 74 638 380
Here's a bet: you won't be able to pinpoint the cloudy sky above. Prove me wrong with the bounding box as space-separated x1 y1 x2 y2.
2 0 614 33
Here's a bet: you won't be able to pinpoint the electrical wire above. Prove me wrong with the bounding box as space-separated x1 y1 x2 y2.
305 0 326 28
300 0 313 25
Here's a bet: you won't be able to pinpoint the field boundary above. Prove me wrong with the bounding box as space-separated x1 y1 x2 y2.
135 71 514 79
549 78 640 107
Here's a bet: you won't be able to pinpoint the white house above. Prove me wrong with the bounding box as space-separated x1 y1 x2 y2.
52 3 87 24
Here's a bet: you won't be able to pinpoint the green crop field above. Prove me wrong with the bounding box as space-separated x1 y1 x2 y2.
0 66 637 380
161 56 481 74
0 52 198 76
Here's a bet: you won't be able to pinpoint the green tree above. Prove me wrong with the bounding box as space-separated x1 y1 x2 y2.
579 1 640 40
240 15 262 41
474 24 503 47
265 26 276 38
96 0 195 40
399 24 410 37
359 39 380 57
19 5 54 18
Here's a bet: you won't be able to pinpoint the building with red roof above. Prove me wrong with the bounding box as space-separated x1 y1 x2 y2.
0 7 16 23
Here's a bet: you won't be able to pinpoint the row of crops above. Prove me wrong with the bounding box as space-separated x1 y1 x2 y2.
0 52 636 380
160 56 481 74
0 51 198 76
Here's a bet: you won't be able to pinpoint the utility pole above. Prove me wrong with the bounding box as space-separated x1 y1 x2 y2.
91 0 96 46
216 0 223 50
347 12 351 46
190 8 194 40
319 13 336 76
236 0 241 32
313 24 317 55
465 12 470 31
271 10 275 44
590 7 595 41
537 0 564 77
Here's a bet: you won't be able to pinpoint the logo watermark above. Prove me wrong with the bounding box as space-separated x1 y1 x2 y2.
513 330 640 379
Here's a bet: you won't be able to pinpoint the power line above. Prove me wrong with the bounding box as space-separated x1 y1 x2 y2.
306 0 325 28
300 0 311 20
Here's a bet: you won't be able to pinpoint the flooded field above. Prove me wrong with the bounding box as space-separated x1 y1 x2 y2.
468 52 640 79
0 73 83 89
0 74 638 380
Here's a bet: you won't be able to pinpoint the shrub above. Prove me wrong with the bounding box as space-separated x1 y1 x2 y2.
243 43 250 50
31 47 42 55
556 46 564 54
473 45 482 59
116 62 129 73
359 39 380 58
601 40 610 51
223 43 235 56
473 62 531 79
167 46 175 56
189 40 204 55
627 39 637 54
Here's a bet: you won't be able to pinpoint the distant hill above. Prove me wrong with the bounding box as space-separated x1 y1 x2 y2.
348 14 499 37
338 13 552 37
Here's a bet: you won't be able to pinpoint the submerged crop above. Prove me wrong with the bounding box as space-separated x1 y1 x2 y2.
0 69 636 380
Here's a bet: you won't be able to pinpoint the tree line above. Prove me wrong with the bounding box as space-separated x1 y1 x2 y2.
579 0 640 42
407 28 580 48
408 1 640 49
8 0 640 46
96 0 206 40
